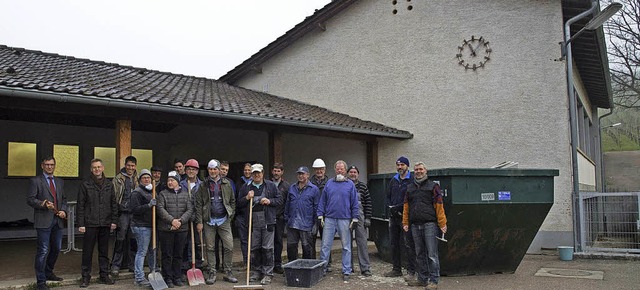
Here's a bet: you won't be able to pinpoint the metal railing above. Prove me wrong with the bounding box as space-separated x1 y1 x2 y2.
579 192 640 253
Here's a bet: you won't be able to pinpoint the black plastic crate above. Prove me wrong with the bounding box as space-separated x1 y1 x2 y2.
282 259 326 288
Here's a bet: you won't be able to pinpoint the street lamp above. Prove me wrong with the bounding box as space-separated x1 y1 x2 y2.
563 0 622 252
600 122 622 193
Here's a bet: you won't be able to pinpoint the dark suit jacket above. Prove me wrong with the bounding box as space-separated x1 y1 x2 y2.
26 174 68 229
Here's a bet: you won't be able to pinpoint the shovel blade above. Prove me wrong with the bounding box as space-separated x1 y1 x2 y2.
187 268 205 286
148 271 168 290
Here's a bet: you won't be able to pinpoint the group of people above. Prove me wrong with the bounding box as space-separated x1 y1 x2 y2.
26 154 446 290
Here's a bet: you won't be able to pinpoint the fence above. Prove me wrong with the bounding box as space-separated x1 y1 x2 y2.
579 192 640 253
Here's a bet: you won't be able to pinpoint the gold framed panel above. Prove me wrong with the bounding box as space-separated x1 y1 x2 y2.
53 144 79 177
132 149 153 172
94 147 116 178
7 142 37 177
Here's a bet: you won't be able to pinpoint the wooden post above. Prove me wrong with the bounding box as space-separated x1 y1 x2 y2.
366 140 378 174
116 119 132 168
269 130 283 168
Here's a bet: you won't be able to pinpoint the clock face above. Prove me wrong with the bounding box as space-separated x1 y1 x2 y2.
457 36 492 71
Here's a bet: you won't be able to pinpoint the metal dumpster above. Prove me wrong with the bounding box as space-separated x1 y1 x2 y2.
368 168 559 275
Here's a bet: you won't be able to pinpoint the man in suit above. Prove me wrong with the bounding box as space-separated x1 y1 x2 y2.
26 156 68 290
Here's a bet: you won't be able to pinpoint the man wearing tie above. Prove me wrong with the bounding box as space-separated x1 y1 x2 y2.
26 156 68 290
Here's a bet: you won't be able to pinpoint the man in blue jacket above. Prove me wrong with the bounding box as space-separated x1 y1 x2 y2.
384 156 416 281
284 166 320 261
317 160 360 281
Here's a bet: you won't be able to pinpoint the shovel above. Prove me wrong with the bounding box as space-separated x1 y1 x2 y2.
234 198 264 289
187 222 205 285
148 182 168 290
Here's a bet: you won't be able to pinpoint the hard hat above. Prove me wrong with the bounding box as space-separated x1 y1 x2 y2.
312 158 326 168
185 159 199 169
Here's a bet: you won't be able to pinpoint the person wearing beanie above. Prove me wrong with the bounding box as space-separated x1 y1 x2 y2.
77 159 118 287
347 165 373 277
384 156 417 281
317 160 360 281
195 159 238 285
156 171 193 287
129 169 157 287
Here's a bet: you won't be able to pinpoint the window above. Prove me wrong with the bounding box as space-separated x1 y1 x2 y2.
94 147 116 178
7 142 37 176
132 149 153 171
53 144 79 177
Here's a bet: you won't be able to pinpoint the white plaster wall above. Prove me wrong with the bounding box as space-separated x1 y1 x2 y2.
280 133 367 183
234 0 574 248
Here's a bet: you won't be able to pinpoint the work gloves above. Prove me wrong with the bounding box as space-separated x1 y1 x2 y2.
350 218 358 229
364 218 371 228
318 216 324 228
148 198 157 207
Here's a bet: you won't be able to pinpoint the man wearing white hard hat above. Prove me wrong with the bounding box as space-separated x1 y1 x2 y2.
310 158 330 264
237 164 283 285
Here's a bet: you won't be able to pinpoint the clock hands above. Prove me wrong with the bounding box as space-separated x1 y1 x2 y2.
467 43 476 56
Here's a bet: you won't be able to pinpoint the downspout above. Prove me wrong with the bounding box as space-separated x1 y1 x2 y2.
598 109 614 192
564 0 599 252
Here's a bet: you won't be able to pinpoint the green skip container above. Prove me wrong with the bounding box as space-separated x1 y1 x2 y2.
368 168 559 275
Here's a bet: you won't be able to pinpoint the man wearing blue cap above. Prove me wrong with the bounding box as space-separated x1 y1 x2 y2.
284 166 320 261
384 156 416 282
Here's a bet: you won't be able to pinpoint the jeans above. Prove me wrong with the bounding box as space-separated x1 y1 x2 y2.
320 218 352 275
389 216 416 273
81 226 110 279
412 222 440 284
131 226 155 282
286 227 313 261
35 220 63 285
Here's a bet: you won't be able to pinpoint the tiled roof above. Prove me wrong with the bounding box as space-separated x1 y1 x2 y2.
0 45 412 139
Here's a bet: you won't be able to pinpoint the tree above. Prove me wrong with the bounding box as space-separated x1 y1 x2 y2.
603 0 639 109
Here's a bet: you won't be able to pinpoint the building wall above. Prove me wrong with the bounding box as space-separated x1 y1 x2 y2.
233 0 575 250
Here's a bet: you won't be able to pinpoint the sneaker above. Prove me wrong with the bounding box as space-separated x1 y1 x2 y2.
260 276 272 285
361 270 372 277
134 280 151 287
110 268 120 277
46 274 64 281
273 266 284 274
249 273 261 282
223 271 238 283
165 280 174 288
79 277 90 288
342 274 350 281
384 269 403 277
404 272 416 282
426 281 438 290
99 276 115 285
173 279 184 287
205 272 217 285
326 264 333 272
407 279 427 286
36 283 50 290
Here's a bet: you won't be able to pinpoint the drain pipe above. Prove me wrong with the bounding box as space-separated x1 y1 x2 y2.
564 0 599 252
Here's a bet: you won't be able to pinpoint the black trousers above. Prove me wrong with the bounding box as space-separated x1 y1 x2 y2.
159 230 189 282
273 216 285 268
81 226 111 278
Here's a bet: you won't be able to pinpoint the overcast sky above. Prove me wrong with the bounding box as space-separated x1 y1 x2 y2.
2 0 331 79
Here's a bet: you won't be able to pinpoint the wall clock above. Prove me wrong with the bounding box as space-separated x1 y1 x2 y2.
457 36 492 71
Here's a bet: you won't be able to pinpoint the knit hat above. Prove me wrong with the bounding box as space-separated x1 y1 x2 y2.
348 165 359 174
396 156 410 167
139 169 151 180
207 159 220 169
167 171 180 183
